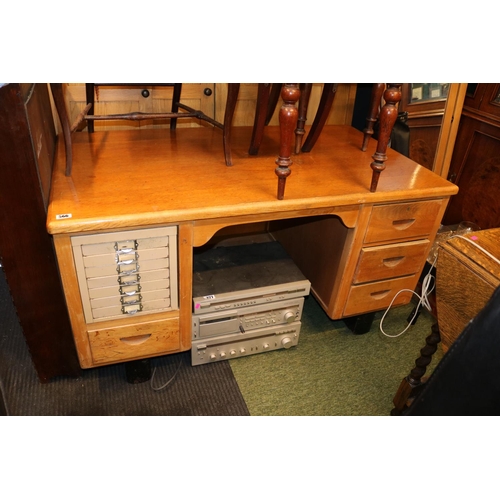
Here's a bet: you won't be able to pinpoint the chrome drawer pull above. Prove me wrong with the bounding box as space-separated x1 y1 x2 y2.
114 240 138 252
117 276 141 285
116 248 134 254
122 303 143 315
121 295 142 305
118 259 134 265
119 285 142 296
117 263 140 275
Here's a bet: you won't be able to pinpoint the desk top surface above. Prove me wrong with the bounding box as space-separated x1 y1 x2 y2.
47 125 458 235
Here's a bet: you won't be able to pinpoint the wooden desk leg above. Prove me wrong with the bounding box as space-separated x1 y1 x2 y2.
275 84 300 200
294 83 312 154
369 84 402 192
361 83 385 152
391 322 441 415
50 83 73 176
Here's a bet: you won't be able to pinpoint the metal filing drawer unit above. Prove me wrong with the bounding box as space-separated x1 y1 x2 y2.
71 227 179 324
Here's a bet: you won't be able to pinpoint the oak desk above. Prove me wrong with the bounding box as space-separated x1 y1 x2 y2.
47 124 458 369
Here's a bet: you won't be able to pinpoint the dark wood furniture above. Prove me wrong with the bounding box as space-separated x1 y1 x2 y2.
50 83 241 175
391 228 500 415
443 83 500 230
361 84 403 192
0 83 81 382
398 83 450 170
249 83 339 155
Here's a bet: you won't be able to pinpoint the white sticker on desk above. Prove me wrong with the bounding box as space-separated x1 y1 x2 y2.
204 295 216 300
56 213 72 220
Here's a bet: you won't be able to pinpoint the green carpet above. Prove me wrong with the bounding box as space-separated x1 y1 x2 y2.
229 295 442 416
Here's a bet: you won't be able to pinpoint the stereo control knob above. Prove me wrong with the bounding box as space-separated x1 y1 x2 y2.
284 311 295 323
263 343 269 349
210 354 217 360
240 348 246 354
230 350 236 356
220 352 226 358
281 337 293 349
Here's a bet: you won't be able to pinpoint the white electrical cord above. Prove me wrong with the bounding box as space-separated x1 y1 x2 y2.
150 356 183 391
379 254 437 338
379 232 500 338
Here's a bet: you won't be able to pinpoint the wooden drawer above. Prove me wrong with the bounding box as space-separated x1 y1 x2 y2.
344 275 418 316
353 239 430 284
364 200 442 244
87 316 180 365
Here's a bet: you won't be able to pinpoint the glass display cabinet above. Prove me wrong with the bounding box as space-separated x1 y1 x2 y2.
398 83 451 170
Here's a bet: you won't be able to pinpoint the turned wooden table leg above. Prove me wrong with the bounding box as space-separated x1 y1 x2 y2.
50 83 73 176
294 83 312 154
391 322 441 415
361 83 385 152
275 84 300 200
369 83 402 192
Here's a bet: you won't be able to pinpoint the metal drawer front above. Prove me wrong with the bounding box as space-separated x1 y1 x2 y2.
71 227 178 324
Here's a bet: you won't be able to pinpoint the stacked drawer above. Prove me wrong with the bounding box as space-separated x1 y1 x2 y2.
71 227 178 324
343 200 442 316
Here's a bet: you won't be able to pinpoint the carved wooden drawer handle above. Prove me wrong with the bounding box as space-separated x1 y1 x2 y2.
382 256 405 268
119 334 151 345
392 218 416 230
370 290 391 300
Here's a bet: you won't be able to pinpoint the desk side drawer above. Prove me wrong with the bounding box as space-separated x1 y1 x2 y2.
364 200 442 244
344 275 418 316
353 240 430 284
88 316 180 365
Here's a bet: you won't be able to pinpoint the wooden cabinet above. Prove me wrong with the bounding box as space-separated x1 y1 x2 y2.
398 83 450 170
442 83 500 229
0 83 80 381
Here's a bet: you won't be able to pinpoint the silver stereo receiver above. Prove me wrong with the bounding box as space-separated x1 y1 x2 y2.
191 241 310 366
192 296 304 339
192 321 301 366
